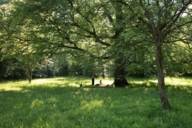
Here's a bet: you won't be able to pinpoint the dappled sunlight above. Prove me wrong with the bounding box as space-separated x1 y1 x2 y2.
128 77 157 87
165 77 192 87
30 77 81 87
1 0 192 127
0 81 192 128
80 100 104 111
0 77 91 91
31 99 44 109
0 86 23 91
94 79 114 85
0 80 28 91
83 88 91 92
32 79 52 85
128 77 192 88
1 77 192 92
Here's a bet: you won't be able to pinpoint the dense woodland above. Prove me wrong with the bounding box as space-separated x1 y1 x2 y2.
1 0 192 110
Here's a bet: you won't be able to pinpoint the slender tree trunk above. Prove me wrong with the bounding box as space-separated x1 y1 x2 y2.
28 71 32 84
102 65 105 79
91 73 95 86
155 42 171 110
26 64 32 84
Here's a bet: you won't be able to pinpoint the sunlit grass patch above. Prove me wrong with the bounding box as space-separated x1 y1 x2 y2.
0 77 90 91
165 77 192 87
30 77 91 87
128 76 192 88
0 80 28 91
80 100 104 111
1 76 192 92
31 99 44 109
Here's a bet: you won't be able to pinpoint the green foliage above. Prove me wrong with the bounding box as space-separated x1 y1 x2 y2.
164 43 192 76
0 59 26 80
1 0 192 80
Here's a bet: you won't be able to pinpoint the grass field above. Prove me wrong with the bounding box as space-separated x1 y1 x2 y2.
0 77 192 128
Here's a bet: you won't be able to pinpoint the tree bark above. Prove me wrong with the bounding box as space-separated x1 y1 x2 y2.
155 42 171 110
112 1 128 87
26 64 32 84
91 73 95 86
102 65 106 79
114 56 128 87
114 76 128 87
28 73 32 84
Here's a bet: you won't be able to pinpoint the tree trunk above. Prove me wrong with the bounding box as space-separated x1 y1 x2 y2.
112 1 128 87
28 73 32 84
102 65 106 79
155 42 171 110
26 64 32 84
114 57 128 87
91 73 95 86
114 76 128 87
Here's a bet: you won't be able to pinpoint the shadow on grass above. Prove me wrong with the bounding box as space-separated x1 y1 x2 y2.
0 83 192 128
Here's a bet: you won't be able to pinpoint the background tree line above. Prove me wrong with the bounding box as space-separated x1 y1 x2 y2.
1 0 192 109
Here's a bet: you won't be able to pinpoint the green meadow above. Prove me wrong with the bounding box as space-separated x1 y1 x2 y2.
0 77 192 128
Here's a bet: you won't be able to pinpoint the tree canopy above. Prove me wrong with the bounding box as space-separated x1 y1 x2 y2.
1 0 192 109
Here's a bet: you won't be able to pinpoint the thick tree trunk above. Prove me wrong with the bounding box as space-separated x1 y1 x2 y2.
155 42 171 110
114 57 128 87
114 76 128 87
112 1 128 87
